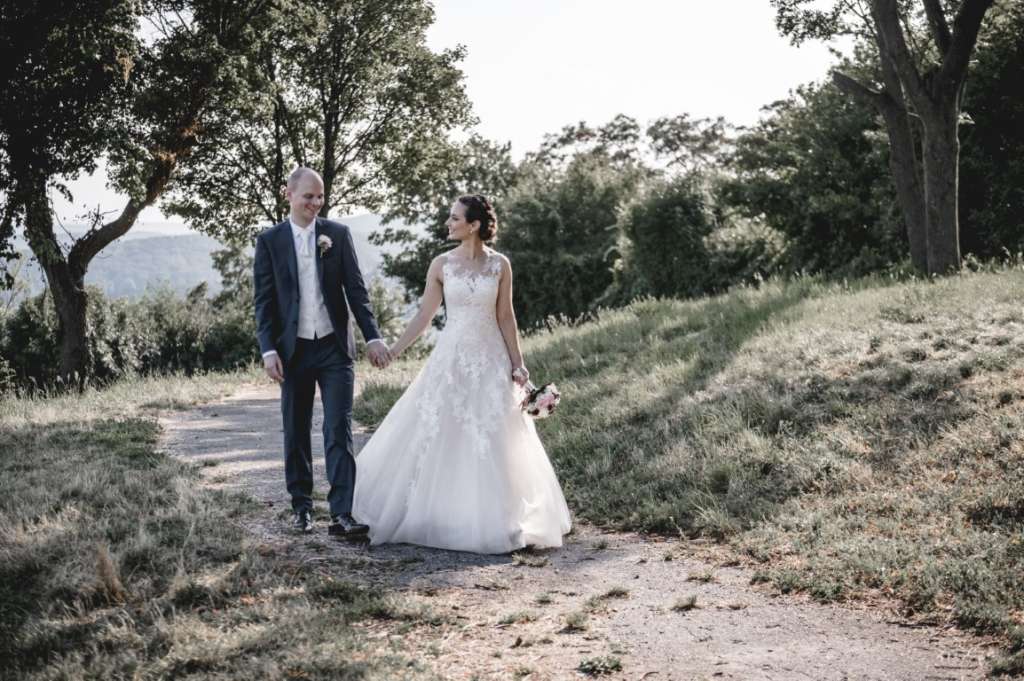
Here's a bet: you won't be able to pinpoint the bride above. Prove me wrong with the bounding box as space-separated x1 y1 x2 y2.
352 194 572 554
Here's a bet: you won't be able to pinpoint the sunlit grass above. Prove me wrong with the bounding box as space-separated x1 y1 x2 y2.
0 366 262 428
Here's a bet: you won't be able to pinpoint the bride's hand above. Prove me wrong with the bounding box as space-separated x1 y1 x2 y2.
512 366 529 387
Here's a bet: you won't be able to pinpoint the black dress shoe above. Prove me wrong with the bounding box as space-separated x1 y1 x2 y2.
328 513 369 537
292 508 314 533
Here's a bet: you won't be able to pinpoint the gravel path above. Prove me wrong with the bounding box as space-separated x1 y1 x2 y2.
159 382 996 680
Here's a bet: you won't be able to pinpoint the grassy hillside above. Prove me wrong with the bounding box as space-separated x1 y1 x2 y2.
357 268 1024 670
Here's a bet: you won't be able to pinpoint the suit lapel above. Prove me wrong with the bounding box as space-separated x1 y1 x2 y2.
314 219 326 291
277 220 298 289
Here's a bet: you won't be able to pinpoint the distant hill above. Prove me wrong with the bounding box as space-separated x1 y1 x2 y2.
12 214 417 300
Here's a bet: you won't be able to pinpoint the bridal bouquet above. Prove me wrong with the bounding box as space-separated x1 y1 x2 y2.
520 381 560 419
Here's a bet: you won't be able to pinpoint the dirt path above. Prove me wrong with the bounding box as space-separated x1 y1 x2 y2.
159 383 996 680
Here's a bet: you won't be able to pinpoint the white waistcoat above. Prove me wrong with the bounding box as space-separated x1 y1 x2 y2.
293 226 334 340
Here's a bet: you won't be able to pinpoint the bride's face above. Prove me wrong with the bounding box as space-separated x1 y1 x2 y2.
445 201 477 241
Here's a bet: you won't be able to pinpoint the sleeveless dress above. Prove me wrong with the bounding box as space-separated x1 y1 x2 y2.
352 250 572 554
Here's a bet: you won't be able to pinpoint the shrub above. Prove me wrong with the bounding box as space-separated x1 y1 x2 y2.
702 218 786 292
616 175 715 299
0 284 259 393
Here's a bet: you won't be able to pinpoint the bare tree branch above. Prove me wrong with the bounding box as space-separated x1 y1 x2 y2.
899 5 925 62
870 0 928 106
832 70 889 109
69 152 177 271
941 0 995 84
922 0 953 54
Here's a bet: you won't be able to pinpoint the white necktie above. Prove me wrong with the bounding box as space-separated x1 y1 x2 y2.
298 230 311 257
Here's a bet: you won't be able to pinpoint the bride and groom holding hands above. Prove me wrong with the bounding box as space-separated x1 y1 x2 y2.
254 167 571 555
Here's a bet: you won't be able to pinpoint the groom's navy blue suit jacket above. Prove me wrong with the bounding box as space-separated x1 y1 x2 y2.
253 218 381 363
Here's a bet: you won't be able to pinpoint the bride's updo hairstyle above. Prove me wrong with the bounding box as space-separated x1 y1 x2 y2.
457 194 498 243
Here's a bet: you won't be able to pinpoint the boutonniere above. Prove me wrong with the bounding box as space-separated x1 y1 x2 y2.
317 234 332 258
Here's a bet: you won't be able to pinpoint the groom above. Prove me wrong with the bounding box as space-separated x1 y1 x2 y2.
253 167 391 537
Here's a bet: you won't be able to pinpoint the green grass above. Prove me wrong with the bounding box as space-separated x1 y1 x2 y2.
0 369 437 680
353 360 425 429
355 268 1024 666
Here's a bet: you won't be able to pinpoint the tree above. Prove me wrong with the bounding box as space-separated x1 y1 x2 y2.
371 134 520 301
0 0 136 382
501 153 645 330
531 114 645 170
722 81 906 275
773 0 996 274
646 114 732 173
0 0 274 384
166 0 473 246
616 175 716 299
378 114 674 320
958 0 1024 257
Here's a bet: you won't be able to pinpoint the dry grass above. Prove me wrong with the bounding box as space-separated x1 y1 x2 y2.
671 595 699 612
560 610 588 633
0 369 438 680
577 655 622 676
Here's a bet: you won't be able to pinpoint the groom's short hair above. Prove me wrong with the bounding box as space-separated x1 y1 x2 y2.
287 167 322 190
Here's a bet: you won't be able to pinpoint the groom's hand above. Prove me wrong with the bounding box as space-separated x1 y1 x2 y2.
264 353 284 383
367 342 391 369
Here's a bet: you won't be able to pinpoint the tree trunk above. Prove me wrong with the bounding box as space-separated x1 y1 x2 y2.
921 108 962 274
52 281 90 387
22 183 91 386
869 0 993 275
832 68 928 273
883 109 929 272
321 121 336 218
875 53 928 273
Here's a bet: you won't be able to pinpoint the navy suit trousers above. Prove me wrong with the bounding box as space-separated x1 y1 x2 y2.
281 335 356 517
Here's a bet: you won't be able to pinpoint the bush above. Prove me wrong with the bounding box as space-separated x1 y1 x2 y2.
0 284 259 394
702 218 786 292
614 175 712 296
1 291 61 389
354 276 408 356
500 153 645 330
0 355 15 396
0 287 157 390
605 177 785 305
615 175 715 299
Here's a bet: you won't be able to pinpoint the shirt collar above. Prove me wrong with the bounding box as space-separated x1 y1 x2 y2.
290 218 316 240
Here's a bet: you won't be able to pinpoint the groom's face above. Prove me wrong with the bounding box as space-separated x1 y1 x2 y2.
286 175 325 225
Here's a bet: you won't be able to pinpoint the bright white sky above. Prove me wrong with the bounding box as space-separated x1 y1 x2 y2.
55 0 839 231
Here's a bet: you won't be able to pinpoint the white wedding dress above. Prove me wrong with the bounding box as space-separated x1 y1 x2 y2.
352 250 572 554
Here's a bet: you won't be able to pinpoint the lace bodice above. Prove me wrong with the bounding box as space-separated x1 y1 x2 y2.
441 251 504 331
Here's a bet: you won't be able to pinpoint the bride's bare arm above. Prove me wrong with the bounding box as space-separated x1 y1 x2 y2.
388 256 445 359
495 255 527 385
